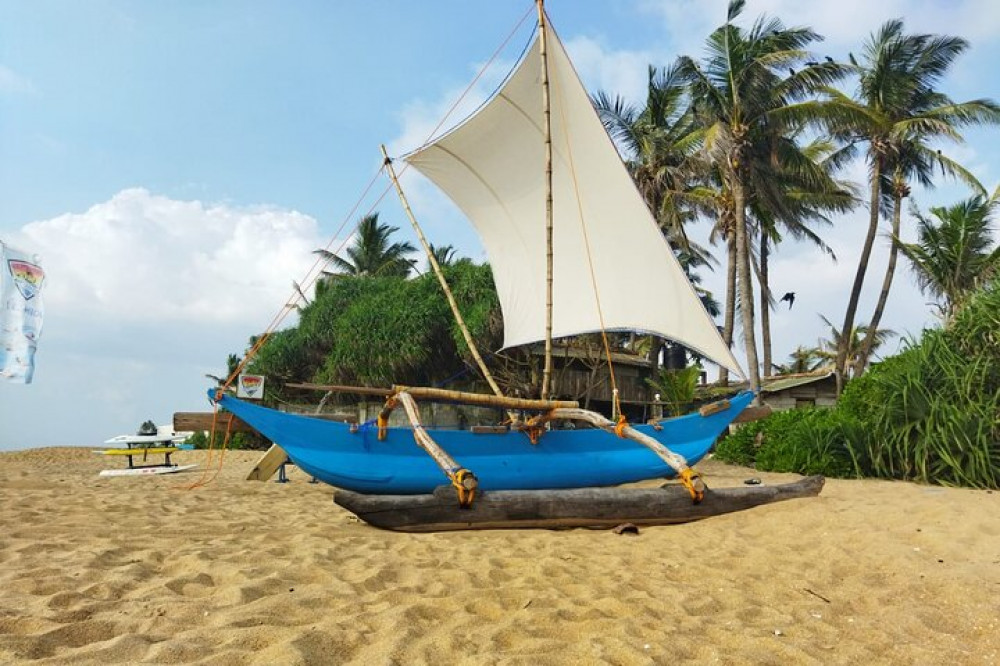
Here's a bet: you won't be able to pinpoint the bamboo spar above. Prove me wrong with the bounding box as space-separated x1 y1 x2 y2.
533 407 692 477
537 0 555 401
380 145 507 402
393 392 477 498
392 385 577 411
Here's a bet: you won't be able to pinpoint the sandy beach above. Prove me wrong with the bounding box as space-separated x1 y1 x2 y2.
0 447 997 665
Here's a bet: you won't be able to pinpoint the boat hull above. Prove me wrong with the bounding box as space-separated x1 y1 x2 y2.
213 390 754 494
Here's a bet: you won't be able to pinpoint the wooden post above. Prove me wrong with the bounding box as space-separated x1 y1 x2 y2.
537 0 554 401
380 144 508 405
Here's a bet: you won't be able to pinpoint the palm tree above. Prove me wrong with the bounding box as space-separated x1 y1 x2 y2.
897 189 1000 322
818 314 895 378
678 0 849 395
752 135 855 377
772 345 825 375
315 213 416 278
205 353 242 386
427 243 457 269
828 20 1000 387
852 146 986 376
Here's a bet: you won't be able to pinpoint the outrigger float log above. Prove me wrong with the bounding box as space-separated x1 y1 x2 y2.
334 475 825 532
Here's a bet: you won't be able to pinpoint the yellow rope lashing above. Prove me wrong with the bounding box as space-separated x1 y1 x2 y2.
450 468 478 508
679 467 706 504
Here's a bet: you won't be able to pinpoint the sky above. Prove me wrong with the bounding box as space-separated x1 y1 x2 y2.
2 0 999 449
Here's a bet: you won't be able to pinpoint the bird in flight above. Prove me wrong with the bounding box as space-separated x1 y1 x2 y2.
780 292 796 309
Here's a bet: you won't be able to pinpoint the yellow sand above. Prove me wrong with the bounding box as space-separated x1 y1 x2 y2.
1 447 998 665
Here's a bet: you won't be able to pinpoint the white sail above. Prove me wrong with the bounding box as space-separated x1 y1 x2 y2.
405 29 744 377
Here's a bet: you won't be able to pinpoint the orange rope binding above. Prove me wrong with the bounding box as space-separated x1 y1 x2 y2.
451 468 478 508
614 415 628 438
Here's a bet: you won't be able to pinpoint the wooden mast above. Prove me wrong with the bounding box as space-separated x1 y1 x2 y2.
380 144 507 401
537 0 555 401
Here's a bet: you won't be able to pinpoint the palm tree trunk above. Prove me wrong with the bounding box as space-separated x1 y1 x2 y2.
759 235 772 378
717 231 737 386
836 161 882 393
733 180 761 397
855 191 902 375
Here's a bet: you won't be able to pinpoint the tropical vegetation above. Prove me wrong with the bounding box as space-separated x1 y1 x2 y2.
716 280 1000 488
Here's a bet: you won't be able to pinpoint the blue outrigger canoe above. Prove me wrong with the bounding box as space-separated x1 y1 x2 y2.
212 390 754 494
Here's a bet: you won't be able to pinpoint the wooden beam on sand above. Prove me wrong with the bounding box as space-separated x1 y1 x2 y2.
173 412 258 434
246 444 290 481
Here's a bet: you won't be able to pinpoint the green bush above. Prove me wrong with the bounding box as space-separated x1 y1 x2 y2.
714 408 861 478
716 282 1000 488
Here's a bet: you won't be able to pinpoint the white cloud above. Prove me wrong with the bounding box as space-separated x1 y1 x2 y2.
13 188 323 326
563 35 659 107
0 189 328 449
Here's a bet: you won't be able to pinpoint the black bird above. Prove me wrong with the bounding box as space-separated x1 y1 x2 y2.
825 55 834 63
788 68 796 76
805 60 819 67
780 292 796 309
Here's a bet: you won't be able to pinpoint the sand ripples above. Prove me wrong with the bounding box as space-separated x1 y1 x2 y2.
0 447 998 664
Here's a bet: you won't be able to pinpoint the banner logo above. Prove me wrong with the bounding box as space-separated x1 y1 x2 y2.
237 374 265 399
7 260 45 300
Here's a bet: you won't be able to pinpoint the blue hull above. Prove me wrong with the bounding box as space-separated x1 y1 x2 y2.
213 390 754 494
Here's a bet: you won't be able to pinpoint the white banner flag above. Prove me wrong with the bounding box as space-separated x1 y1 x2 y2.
1 242 45 383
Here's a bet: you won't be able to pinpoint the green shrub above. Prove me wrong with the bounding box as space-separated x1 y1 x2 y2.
715 408 862 478
716 283 1000 487
713 418 766 467
184 431 208 449
647 365 702 417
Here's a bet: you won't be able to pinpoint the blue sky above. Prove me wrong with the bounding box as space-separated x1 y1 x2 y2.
2 0 999 449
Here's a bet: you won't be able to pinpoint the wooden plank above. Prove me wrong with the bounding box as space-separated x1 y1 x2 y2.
246 444 290 481
173 412 258 433
334 475 825 532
